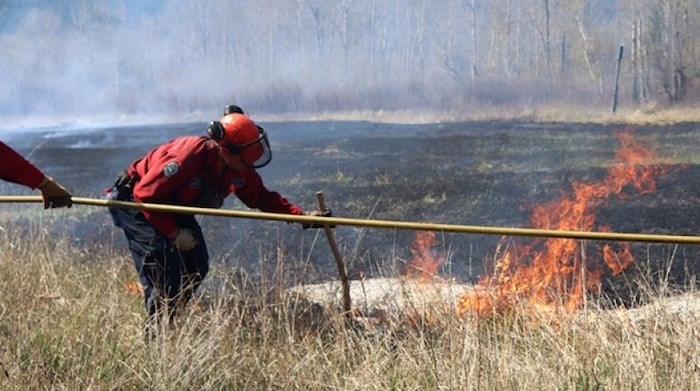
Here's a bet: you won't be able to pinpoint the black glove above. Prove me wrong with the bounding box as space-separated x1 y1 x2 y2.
113 170 135 190
302 209 334 229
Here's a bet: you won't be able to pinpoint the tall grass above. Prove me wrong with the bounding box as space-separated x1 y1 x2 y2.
264 102 700 126
0 218 697 390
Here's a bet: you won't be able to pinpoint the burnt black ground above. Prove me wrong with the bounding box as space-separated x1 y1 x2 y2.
1 120 698 304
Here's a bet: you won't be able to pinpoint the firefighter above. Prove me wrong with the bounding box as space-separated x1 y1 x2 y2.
107 111 330 333
0 141 73 208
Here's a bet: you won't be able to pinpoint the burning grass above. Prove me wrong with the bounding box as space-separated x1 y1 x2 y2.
458 130 684 317
0 220 697 390
0 123 697 389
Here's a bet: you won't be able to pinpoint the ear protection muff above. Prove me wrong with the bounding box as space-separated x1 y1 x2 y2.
208 121 224 141
208 120 244 154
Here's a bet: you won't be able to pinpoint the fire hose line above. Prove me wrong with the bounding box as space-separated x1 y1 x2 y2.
1 195 700 245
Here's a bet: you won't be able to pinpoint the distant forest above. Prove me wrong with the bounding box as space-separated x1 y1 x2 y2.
0 0 698 118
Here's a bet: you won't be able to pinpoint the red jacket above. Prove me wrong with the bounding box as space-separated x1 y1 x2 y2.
126 136 302 238
0 141 45 189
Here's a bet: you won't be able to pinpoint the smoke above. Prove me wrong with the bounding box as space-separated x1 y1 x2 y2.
0 0 637 129
0 0 467 127
0 1 219 125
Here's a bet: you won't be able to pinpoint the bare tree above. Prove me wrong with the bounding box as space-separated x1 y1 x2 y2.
543 0 552 77
470 0 478 88
646 0 697 102
575 14 603 95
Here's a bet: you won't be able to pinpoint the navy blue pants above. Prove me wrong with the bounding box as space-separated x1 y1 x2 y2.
109 193 209 320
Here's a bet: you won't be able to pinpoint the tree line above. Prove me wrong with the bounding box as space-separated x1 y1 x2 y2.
0 0 698 118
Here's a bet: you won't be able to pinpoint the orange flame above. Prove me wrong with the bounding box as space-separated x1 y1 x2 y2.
458 129 674 317
124 281 143 296
405 231 445 281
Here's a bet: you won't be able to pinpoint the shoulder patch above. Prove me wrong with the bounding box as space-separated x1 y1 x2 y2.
163 161 180 177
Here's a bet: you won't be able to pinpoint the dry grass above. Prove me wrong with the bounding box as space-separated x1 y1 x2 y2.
2 102 698 135
254 101 700 126
0 218 698 390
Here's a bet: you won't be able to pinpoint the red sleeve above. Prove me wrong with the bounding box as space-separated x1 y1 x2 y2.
0 141 45 189
235 170 303 215
132 170 185 238
131 151 197 238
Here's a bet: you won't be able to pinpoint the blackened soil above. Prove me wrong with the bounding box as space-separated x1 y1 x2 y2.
2 120 698 305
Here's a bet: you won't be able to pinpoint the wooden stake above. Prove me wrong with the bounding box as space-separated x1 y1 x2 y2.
612 45 624 113
315 191 352 317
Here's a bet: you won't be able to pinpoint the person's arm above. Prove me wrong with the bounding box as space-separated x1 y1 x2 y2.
132 158 193 239
0 141 45 188
1 141 72 208
234 170 332 229
234 170 303 215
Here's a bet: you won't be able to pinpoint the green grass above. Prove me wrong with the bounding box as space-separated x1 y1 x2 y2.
0 217 698 390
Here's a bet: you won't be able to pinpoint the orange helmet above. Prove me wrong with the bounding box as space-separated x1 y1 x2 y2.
208 113 272 168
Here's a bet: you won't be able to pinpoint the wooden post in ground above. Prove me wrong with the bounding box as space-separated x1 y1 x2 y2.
315 191 352 318
612 45 624 113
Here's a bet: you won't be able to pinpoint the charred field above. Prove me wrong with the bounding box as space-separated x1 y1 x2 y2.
2 120 699 306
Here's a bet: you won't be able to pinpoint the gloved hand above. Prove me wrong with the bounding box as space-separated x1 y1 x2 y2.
302 209 334 229
38 176 73 209
113 170 134 190
171 228 198 251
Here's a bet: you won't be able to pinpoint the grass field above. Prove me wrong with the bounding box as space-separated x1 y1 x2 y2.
1 118 699 389
0 219 697 390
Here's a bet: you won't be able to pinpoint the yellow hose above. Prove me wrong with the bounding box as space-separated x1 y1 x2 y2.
1 195 699 245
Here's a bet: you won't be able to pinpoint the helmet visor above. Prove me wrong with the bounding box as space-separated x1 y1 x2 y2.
225 126 272 169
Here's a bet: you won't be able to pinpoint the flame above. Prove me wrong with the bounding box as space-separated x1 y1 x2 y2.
458 129 674 317
124 281 143 296
405 231 445 281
